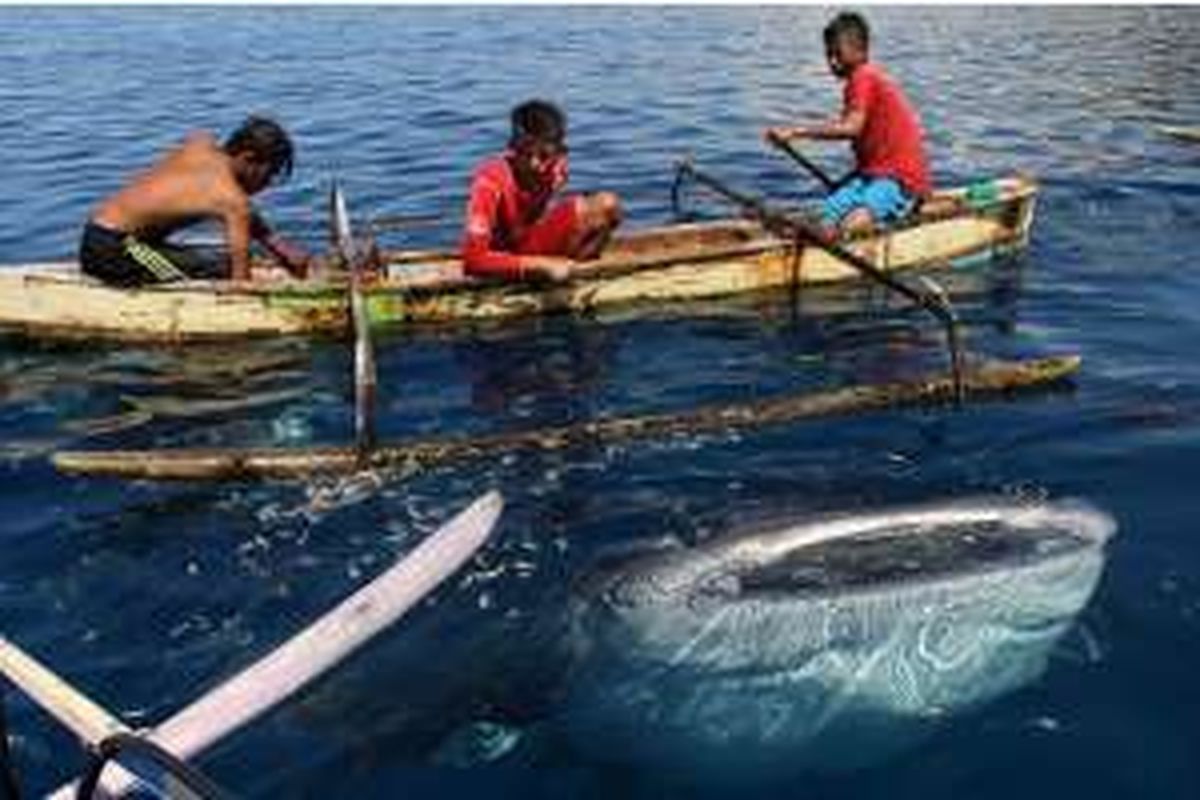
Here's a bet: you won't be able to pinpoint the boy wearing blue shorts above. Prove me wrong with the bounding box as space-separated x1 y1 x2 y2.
765 12 931 236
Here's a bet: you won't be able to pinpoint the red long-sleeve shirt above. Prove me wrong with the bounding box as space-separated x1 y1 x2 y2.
461 153 567 279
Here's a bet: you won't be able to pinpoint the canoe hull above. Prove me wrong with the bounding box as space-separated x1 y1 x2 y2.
0 176 1037 343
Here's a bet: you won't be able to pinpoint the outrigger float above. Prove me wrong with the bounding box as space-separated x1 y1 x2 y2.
0 492 502 799
54 354 1079 482
0 175 1037 343
1157 124 1200 143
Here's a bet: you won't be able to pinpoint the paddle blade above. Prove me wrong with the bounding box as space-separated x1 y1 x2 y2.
328 180 356 265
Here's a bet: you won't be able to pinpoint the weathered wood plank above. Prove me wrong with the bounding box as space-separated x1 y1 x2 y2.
53 355 1080 482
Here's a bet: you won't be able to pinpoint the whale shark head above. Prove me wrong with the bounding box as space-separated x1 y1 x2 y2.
563 498 1115 780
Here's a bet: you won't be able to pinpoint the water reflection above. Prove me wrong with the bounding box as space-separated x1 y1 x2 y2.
452 318 618 424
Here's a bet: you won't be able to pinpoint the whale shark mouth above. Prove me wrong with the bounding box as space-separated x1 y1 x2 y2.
589 498 1115 612
737 504 1111 600
564 498 1116 777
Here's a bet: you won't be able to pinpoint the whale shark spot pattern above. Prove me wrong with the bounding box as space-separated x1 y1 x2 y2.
565 498 1115 778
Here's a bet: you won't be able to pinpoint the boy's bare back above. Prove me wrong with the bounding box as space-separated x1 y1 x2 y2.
93 132 248 238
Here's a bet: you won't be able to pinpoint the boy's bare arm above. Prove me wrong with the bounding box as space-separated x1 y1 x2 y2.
250 211 311 278
765 109 865 143
223 201 253 282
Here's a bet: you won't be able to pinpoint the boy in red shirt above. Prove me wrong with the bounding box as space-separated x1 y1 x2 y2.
765 12 931 236
462 100 622 282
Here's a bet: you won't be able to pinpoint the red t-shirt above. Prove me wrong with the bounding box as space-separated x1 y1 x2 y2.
844 62 931 197
461 153 568 278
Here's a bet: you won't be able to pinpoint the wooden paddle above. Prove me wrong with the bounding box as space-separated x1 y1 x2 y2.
765 132 847 193
674 157 966 402
329 181 377 467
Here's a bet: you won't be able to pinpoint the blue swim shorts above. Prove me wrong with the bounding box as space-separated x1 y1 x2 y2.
821 175 916 229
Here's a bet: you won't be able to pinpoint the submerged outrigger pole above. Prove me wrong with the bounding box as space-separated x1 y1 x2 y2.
672 157 966 403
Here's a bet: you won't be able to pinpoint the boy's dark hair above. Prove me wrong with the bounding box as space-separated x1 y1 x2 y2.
510 100 566 151
824 11 870 52
224 116 294 184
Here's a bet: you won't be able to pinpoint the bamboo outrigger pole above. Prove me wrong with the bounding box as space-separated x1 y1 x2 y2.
0 637 129 749
673 157 967 403
0 641 224 798
6 491 502 800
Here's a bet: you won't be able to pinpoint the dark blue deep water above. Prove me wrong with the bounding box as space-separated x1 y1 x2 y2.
2 6 1200 799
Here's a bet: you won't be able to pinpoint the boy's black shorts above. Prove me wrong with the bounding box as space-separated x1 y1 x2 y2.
79 222 226 287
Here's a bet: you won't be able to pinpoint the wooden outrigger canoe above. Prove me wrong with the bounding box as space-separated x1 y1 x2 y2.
0 176 1037 343
53 353 1078 482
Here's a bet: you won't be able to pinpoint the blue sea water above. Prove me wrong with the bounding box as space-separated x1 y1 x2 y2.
1 6 1200 799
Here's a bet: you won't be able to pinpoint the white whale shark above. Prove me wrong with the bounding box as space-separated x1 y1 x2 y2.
563 498 1116 779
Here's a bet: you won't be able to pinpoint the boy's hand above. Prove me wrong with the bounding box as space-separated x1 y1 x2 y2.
764 126 794 144
260 234 313 279
522 256 574 283
280 251 313 279
301 253 334 279
249 264 294 283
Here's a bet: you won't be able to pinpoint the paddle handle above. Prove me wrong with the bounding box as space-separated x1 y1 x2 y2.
678 161 966 401
767 135 839 192
680 163 931 311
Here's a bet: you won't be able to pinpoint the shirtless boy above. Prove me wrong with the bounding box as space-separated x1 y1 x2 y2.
80 116 311 286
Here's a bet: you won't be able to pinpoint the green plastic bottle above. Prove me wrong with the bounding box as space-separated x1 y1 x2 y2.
965 180 999 209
